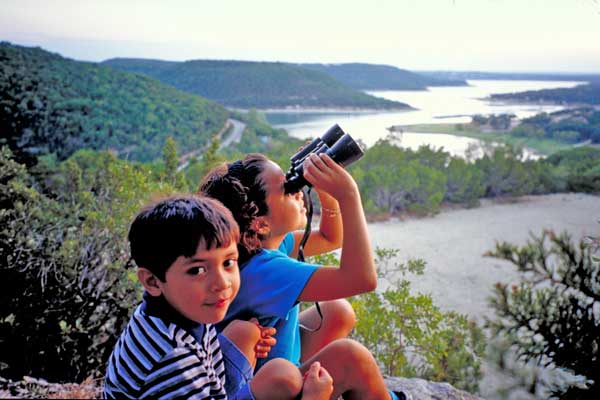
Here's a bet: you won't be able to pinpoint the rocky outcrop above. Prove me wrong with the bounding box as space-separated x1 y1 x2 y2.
385 376 483 400
1 375 481 399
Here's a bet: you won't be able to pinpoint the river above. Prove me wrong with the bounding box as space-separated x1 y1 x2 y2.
266 79 582 157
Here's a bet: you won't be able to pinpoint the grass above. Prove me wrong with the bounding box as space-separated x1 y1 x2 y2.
404 123 574 155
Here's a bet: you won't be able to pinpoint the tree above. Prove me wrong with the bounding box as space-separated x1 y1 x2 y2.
485 230 600 399
0 148 180 382
163 136 178 183
444 158 484 206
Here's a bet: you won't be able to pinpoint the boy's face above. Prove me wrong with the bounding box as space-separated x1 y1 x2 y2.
260 160 307 237
146 240 240 324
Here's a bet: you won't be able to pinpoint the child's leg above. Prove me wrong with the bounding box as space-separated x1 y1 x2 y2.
300 338 390 400
300 299 356 362
222 319 262 368
249 358 303 400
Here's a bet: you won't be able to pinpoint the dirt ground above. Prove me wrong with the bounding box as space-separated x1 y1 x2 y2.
367 192 600 322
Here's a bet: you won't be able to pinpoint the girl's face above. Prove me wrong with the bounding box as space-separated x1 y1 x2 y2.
259 160 307 237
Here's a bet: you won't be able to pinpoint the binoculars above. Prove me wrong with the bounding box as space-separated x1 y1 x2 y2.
284 124 365 194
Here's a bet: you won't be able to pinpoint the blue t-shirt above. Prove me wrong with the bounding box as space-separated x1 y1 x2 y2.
216 233 319 368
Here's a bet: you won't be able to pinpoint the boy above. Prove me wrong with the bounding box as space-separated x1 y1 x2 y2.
104 195 333 399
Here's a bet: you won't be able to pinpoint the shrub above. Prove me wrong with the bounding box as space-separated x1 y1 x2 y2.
485 229 600 399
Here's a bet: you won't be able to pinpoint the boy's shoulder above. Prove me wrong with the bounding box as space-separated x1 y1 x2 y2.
130 304 213 355
104 304 224 399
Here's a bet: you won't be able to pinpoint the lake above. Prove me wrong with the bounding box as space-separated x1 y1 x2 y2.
266 79 583 157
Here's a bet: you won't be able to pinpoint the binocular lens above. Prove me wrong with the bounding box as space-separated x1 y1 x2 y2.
284 125 364 194
290 124 345 164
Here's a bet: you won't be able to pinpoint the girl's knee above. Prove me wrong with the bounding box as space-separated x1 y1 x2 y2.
253 358 303 399
327 338 374 365
324 299 356 332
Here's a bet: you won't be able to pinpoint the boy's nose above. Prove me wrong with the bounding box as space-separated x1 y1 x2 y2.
212 271 232 292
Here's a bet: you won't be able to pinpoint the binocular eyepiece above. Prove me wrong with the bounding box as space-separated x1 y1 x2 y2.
284 124 365 194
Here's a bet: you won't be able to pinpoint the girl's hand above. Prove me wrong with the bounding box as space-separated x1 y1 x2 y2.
302 153 358 202
302 362 333 400
250 318 277 359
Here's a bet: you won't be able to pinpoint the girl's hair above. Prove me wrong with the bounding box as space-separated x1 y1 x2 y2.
198 154 270 263
128 194 240 281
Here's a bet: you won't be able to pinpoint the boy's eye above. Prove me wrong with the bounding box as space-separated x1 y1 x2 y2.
187 266 207 276
223 259 238 269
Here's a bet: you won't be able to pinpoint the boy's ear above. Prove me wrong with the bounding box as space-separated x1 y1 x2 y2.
137 268 163 297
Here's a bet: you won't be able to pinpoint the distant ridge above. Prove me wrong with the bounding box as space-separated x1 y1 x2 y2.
490 82 600 105
419 70 600 83
0 42 229 162
102 58 412 110
301 63 467 90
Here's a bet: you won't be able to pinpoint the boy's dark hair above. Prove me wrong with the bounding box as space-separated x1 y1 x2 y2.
198 154 269 263
128 195 239 281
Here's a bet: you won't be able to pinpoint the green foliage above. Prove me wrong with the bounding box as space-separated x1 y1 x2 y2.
0 147 179 382
310 248 485 392
0 42 229 162
474 145 538 197
491 83 600 107
543 146 600 193
103 58 410 110
507 107 600 144
485 230 600 399
160 136 187 190
351 140 447 216
471 114 514 130
301 63 466 90
444 158 484 206
184 135 226 189
222 110 305 170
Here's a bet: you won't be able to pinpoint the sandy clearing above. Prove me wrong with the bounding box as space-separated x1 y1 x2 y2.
367 193 600 322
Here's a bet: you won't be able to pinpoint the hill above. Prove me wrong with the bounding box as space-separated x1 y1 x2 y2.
102 58 411 110
489 82 600 105
301 63 467 90
418 70 600 83
0 42 229 163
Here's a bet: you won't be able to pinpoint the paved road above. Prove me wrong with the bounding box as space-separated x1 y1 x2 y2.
177 118 246 171
220 119 246 149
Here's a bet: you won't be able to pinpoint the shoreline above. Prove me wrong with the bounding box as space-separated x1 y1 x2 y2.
390 122 574 155
230 106 416 114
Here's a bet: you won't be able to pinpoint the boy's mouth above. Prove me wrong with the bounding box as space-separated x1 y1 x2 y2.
205 297 230 308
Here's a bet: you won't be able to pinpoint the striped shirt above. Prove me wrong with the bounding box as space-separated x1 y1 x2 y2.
104 302 226 399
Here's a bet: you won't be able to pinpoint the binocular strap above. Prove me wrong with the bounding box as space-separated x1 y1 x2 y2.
297 187 324 333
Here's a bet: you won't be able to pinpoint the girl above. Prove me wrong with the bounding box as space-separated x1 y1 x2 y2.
200 153 398 400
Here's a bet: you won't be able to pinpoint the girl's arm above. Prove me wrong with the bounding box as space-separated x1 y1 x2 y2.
290 189 343 258
297 154 377 302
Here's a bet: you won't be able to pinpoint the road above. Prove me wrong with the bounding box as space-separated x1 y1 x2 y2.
220 119 246 149
177 118 246 171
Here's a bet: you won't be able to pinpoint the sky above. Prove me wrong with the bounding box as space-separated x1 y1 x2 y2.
1 0 600 73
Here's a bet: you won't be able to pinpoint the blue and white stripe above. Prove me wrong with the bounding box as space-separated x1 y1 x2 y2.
104 305 226 399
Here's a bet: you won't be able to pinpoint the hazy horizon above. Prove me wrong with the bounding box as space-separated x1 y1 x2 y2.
2 0 600 73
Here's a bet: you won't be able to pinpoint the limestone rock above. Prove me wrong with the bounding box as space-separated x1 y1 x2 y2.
385 376 483 400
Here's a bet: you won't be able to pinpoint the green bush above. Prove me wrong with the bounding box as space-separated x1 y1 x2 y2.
486 230 600 399
0 147 177 382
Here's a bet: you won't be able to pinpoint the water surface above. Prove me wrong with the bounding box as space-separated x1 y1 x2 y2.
266 80 583 157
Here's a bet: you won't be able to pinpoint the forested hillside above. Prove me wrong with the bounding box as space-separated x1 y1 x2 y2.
102 58 411 110
490 82 600 105
302 63 467 90
419 70 600 83
0 42 229 163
